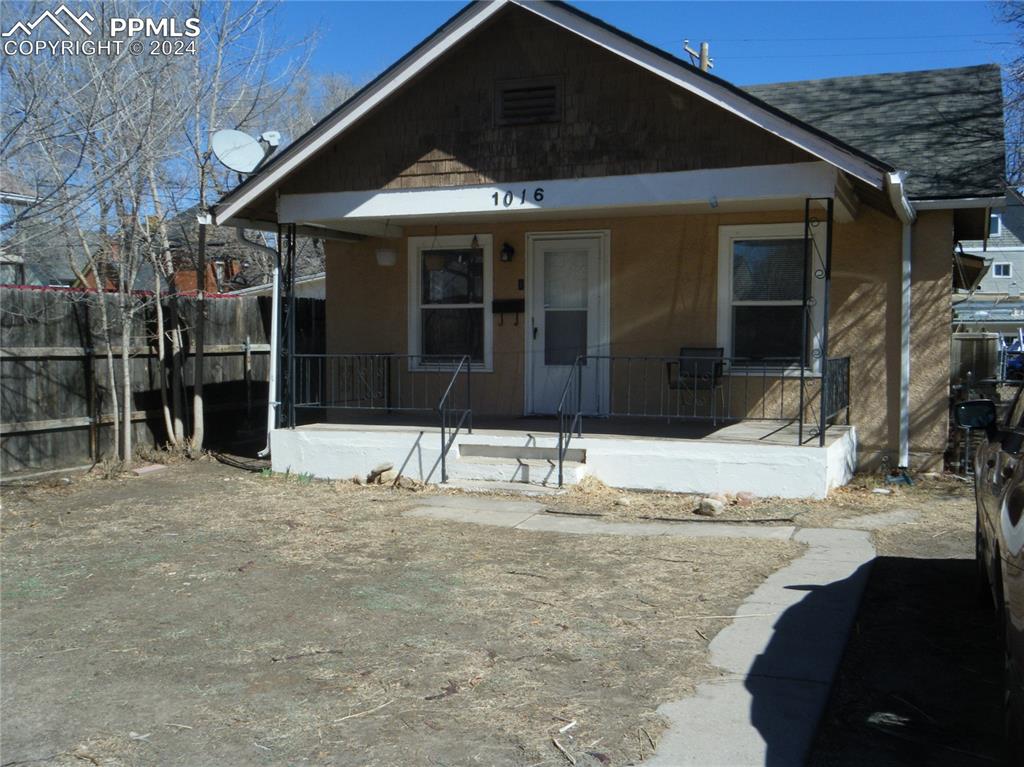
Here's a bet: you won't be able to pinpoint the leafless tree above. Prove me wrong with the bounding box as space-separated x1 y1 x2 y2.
999 1 1024 187
2 0 339 463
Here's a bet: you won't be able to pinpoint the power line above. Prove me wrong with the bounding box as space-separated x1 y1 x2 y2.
722 47 1000 61
665 32 1015 45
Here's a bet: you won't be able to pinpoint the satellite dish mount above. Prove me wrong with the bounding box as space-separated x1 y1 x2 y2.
210 129 281 175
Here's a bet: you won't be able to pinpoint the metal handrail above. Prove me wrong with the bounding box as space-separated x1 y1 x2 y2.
556 355 584 487
436 355 472 483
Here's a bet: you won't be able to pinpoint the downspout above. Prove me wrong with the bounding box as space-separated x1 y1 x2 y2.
886 171 917 469
238 228 280 457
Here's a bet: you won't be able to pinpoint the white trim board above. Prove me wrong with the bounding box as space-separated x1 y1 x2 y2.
213 0 891 226
407 234 494 372
913 196 1006 210
278 163 839 224
716 222 827 373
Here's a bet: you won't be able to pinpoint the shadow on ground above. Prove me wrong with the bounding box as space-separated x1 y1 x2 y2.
806 557 1002 766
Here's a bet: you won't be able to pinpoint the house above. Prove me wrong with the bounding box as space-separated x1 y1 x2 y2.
211 0 1005 497
953 188 1024 340
229 271 326 299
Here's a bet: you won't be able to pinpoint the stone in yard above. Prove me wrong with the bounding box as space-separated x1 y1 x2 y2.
366 462 394 483
697 497 726 517
378 469 399 485
396 475 423 490
707 492 730 505
614 496 632 507
735 491 756 507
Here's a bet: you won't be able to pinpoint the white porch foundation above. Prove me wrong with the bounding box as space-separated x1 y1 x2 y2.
271 421 857 499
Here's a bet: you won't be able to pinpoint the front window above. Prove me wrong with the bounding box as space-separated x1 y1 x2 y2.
408 235 492 369
994 262 1012 278
717 224 824 371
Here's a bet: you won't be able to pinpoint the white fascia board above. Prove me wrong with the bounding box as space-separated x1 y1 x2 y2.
212 0 507 226
512 0 886 190
913 196 1006 210
279 162 838 224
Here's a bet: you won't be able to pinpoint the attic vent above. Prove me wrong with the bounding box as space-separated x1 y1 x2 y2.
497 78 561 126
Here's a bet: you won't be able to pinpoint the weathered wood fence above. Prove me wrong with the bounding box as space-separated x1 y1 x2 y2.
0 287 324 476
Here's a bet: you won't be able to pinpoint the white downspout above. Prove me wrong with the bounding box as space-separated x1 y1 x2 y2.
886 172 917 469
237 228 279 458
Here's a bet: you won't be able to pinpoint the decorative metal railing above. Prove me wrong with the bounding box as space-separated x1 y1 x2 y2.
554 353 852 485
822 356 851 427
555 355 584 488
292 353 472 482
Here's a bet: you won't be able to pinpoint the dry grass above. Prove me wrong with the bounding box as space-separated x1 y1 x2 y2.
2 462 802 767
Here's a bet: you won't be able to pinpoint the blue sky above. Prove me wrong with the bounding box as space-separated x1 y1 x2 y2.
279 1 1016 87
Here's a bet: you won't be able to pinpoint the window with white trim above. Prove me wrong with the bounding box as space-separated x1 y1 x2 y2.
994 262 1012 278
407 235 493 370
717 224 825 371
990 213 1002 237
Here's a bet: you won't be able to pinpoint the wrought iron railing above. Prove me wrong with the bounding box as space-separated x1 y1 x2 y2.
292 353 472 482
437 355 472 483
554 353 852 483
821 356 851 428
555 355 584 487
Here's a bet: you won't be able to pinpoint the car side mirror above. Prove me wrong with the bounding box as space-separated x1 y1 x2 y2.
954 399 997 432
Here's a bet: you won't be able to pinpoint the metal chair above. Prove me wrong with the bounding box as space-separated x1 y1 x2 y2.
667 346 726 424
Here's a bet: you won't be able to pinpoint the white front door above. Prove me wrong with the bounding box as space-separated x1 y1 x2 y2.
526 233 609 415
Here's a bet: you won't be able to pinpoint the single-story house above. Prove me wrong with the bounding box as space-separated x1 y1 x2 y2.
212 0 1005 497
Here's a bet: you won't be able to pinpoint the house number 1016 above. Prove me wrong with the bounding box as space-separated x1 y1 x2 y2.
491 188 544 207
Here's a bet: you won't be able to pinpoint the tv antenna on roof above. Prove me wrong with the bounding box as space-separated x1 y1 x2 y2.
210 129 281 174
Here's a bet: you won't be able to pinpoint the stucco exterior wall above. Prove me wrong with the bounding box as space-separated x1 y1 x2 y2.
324 207 952 469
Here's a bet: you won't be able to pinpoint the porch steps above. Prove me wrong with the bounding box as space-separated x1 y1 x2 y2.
449 443 588 487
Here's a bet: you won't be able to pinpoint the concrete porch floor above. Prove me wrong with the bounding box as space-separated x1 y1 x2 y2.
274 416 857 499
295 413 850 449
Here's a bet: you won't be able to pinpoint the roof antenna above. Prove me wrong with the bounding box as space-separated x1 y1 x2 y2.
683 40 713 72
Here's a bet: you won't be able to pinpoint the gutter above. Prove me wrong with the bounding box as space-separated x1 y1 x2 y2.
886 171 917 470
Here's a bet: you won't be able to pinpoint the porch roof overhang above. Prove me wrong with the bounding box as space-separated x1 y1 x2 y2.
264 161 860 236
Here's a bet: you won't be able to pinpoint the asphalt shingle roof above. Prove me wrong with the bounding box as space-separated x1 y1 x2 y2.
746 64 1006 201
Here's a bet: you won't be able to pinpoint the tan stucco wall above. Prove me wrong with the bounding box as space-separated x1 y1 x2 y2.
325 207 952 469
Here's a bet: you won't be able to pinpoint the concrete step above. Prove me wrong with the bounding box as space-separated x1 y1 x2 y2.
458 442 586 463
447 455 588 486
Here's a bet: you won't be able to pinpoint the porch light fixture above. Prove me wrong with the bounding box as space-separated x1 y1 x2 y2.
375 247 397 267
471 234 480 249
500 242 515 262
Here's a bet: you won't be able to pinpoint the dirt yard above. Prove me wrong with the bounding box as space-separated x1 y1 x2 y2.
1 461 803 767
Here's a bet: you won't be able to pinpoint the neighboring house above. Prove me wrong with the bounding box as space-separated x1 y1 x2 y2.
0 172 77 287
953 189 1024 339
211 0 1004 496
229 271 326 299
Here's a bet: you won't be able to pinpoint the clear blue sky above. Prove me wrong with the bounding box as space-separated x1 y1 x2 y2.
279 0 1016 87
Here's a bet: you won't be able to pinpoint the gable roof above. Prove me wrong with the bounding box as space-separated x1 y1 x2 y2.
746 65 1005 202
213 0 895 226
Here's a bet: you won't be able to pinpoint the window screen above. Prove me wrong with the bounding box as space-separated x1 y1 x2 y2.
419 248 484 363
730 238 807 363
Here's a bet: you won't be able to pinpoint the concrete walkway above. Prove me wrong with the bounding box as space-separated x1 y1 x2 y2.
407 496 875 766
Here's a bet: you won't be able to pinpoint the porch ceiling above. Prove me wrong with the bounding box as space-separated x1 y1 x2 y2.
272 161 858 236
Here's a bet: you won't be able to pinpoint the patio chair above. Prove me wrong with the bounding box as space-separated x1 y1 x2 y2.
667 346 726 425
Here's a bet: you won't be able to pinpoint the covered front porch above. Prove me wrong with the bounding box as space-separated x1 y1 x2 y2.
255 159 862 498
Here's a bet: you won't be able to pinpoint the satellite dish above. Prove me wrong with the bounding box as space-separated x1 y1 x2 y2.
211 129 279 174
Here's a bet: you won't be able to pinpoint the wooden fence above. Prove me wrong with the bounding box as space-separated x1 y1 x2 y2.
0 287 324 476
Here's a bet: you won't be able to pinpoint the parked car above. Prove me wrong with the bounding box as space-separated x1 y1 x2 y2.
954 398 1024 760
